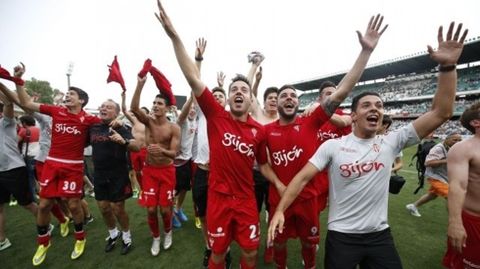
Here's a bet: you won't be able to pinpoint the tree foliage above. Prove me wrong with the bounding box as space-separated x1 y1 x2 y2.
25 77 55 104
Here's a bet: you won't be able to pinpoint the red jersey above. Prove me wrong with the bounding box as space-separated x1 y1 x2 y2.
265 105 330 205
40 104 100 161
317 109 352 146
197 88 268 199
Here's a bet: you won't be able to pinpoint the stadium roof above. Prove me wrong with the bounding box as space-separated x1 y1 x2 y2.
292 38 480 91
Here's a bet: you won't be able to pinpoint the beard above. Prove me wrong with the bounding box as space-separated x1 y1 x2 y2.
278 106 298 121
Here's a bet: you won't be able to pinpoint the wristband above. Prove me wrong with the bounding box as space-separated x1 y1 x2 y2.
195 56 203 61
12 77 25 86
438 64 456 72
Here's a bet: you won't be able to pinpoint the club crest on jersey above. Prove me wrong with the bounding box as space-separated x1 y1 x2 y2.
251 128 257 137
373 143 380 152
222 133 255 157
294 125 300 132
79 116 85 123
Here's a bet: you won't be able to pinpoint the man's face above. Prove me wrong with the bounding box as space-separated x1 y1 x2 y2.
64 90 83 108
445 134 462 147
213 91 226 108
152 97 168 117
277 88 298 121
228 81 251 117
351 95 384 135
264 92 278 113
187 104 196 120
99 100 118 122
318 86 335 103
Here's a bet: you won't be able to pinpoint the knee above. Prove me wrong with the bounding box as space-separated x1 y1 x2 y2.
147 207 157 216
300 240 315 249
241 249 257 259
98 203 112 215
160 206 171 215
67 199 82 213
112 202 125 215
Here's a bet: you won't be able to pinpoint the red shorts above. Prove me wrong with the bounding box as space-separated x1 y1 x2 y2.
138 164 175 207
443 210 480 269
130 147 147 172
35 161 44 182
270 197 320 244
207 191 260 253
39 159 84 198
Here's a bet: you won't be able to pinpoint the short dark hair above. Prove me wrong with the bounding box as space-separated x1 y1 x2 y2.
212 87 226 98
351 91 382 112
318 81 336 95
155 93 171 106
277 84 296 95
382 114 392 129
263 87 278 102
20 115 36 126
141 106 150 114
460 102 480 134
228 74 251 93
69 86 89 108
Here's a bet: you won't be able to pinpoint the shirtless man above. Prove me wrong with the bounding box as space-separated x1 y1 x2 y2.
443 102 480 269
130 75 180 257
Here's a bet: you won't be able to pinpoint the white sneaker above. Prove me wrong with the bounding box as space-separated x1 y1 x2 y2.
163 231 172 250
151 237 160 256
0 238 12 251
48 223 55 235
406 204 421 217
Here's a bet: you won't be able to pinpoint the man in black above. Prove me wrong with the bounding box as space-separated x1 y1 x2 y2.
89 99 140 255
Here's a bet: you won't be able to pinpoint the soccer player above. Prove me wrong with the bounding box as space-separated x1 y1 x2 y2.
443 102 480 269
130 74 180 256
89 99 141 255
269 21 468 268
13 64 102 265
0 85 38 252
155 1 283 268
406 131 462 217
265 14 386 268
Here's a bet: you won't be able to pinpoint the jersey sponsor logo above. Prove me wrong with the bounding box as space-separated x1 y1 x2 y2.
208 227 225 238
270 132 282 136
317 129 339 141
272 145 303 167
222 133 255 158
340 147 356 153
54 123 81 135
339 161 385 178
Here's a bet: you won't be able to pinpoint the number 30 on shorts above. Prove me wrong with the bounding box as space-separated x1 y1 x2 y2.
62 181 77 191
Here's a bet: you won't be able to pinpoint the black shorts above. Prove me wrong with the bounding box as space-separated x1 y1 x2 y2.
253 169 269 213
93 169 132 202
0 166 33 206
325 228 403 269
192 167 208 217
175 160 192 193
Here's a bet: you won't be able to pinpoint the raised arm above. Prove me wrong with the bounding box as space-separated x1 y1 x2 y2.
412 22 468 139
13 63 41 112
121 91 138 125
0 82 34 114
247 53 263 86
250 67 263 116
321 14 388 116
155 0 206 97
446 142 470 253
130 76 151 125
0 90 14 118
194 38 207 74
176 94 194 125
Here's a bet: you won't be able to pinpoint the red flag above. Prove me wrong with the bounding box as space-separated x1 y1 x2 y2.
0 65 24 86
107 56 126 91
149 66 176 106
138 59 152 78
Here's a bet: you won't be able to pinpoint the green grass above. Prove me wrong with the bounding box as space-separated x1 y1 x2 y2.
1 145 449 268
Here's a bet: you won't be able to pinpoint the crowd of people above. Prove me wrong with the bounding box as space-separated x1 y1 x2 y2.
0 1 479 269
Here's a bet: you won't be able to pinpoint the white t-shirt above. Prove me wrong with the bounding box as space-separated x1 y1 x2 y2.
176 118 197 161
193 105 209 165
309 123 419 233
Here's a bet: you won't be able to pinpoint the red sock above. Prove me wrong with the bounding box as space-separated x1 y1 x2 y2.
37 233 51 246
147 215 160 238
161 210 172 233
51 203 66 223
208 256 225 269
240 256 256 269
274 246 287 269
301 244 316 269
74 230 85 240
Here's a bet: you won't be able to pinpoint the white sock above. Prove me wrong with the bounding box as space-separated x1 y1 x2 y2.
109 227 119 239
122 230 132 244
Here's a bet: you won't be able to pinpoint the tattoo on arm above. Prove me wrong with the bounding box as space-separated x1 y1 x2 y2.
322 97 341 116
